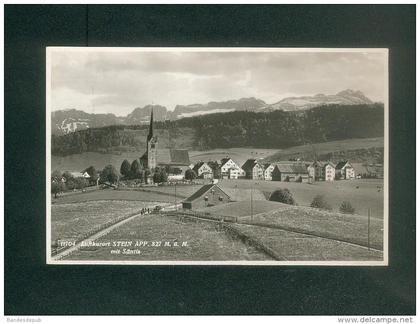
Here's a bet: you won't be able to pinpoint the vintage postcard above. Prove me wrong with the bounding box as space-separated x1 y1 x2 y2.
46 47 388 265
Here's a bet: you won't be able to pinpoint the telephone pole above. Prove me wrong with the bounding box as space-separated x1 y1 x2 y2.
367 208 371 250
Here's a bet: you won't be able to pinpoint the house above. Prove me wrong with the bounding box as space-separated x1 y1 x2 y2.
241 159 265 180
69 171 91 179
307 161 324 181
335 161 355 180
182 183 231 209
307 161 336 182
264 163 275 181
192 162 214 179
220 158 245 179
272 163 309 182
323 162 336 181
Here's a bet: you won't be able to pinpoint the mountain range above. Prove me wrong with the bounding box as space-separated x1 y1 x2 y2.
51 89 376 135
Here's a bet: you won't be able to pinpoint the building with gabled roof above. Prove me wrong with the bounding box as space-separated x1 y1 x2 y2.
272 163 309 182
192 162 213 179
220 157 245 179
242 159 265 180
182 183 231 209
335 161 355 180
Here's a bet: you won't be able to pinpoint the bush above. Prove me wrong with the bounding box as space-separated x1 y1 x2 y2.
310 195 332 211
100 165 119 184
339 201 356 214
185 169 197 181
269 189 296 205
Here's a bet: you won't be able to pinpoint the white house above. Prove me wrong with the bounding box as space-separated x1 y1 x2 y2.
220 158 245 179
242 159 264 180
264 163 275 181
335 161 355 180
323 162 336 181
192 162 214 179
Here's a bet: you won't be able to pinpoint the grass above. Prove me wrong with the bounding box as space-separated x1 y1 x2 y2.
243 204 383 250
229 224 383 261
51 200 161 243
199 200 285 217
53 189 175 204
65 213 271 261
217 178 384 218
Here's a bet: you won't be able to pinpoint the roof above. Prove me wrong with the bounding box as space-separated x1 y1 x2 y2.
220 157 232 167
69 172 89 178
335 161 350 170
144 149 190 166
192 162 205 173
274 163 308 174
242 159 258 171
183 184 230 203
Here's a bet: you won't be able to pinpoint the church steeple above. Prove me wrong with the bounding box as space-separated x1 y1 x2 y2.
147 108 154 142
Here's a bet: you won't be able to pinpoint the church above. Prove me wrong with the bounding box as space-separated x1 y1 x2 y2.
139 109 191 173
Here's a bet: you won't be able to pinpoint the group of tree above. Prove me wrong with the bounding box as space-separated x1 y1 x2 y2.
52 104 384 156
310 194 356 214
51 168 96 198
268 189 356 215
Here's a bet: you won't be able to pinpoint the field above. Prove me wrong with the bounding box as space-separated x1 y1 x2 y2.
216 178 384 218
229 224 382 261
51 200 160 243
53 189 176 204
199 200 285 217
66 213 270 261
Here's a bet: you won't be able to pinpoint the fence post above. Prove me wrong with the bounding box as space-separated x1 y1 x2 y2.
367 208 371 250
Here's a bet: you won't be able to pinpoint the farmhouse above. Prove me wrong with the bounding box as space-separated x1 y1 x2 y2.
307 161 336 182
192 162 213 179
263 163 275 181
335 161 355 180
69 171 91 179
272 163 309 182
182 183 231 210
220 157 245 179
242 159 265 180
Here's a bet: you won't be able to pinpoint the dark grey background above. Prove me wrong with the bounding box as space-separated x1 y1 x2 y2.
4 5 416 315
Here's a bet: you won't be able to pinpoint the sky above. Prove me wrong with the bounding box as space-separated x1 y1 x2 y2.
50 49 387 116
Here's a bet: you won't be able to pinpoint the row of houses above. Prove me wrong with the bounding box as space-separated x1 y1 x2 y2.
190 158 356 182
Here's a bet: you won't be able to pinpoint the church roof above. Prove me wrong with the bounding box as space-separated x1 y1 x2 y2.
155 149 190 166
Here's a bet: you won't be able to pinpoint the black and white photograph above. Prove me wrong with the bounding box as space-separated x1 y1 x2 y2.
47 47 388 265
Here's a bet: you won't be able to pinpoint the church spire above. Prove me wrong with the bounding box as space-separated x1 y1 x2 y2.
147 108 154 142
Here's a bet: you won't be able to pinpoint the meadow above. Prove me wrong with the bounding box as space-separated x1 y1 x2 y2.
66 213 270 261
51 200 160 243
217 178 384 218
229 224 383 261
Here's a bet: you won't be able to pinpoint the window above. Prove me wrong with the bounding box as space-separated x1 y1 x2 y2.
219 196 223 201
151 144 155 149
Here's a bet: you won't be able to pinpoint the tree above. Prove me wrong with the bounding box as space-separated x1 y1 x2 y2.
84 166 98 184
269 189 296 205
185 169 197 181
160 169 168 183
62 171 74 182
100 165 119 184
120 160 131 178
51 170 62 181
74 177 88 190
130 159 142 179
310 194 332 211
153 171 161 183
51 181 64 198
339 201 356 214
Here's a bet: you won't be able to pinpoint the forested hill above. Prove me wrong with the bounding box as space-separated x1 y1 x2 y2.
52 104 384 156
